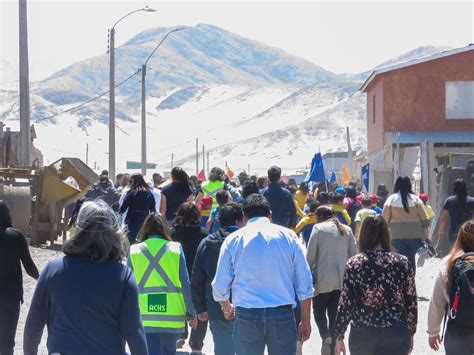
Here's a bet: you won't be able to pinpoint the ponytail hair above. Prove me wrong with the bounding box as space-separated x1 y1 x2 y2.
316 205 346 236
394 176 413 213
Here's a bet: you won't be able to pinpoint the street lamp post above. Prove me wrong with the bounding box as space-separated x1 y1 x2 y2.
109 6 155 180
140 28 185 176
141 63 147 176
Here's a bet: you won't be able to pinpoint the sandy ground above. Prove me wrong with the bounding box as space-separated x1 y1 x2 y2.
15 246 444 355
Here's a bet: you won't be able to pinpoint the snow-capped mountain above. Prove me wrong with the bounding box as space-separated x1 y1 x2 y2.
36 24 334 107
0 24 451 175
374 45 452 69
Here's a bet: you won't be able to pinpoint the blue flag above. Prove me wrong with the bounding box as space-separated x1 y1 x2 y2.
305 153 326 183
361 163 370 191
329 171 336 184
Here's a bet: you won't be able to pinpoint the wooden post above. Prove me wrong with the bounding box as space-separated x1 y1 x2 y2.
396 132 401 177
195 138 199 175
85 143 89 166
202 145 205 175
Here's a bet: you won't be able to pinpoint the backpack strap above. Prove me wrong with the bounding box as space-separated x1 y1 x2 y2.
440 303 448 342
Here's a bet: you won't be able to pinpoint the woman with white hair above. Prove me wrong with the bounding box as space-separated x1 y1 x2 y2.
23 201 148 355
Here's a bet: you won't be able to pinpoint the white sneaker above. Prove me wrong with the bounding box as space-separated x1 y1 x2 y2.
321 337 332 355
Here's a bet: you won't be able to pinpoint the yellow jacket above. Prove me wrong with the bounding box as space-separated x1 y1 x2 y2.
294 199 306 218
295 213 317 234
331 204 351 225
295 190 308 210
424 205 435 220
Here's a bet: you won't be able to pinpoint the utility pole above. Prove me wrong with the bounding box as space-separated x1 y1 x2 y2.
108 7 156 180
171 153 174 171
86 143 89 165
202 145 205 175
206 151 210 175
19 0 31 166
141 64 147 176
139 27 184 178
396 132 401 177
108 27 116 179
195 138 199 175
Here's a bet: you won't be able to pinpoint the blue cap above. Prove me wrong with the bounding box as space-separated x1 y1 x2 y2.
335 187 346 194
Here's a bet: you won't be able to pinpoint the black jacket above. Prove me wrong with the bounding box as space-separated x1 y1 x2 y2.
170 226 207 276
191 227 237 321
0 228 39 301
263 182 297 228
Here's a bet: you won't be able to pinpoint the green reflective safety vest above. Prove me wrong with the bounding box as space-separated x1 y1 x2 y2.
201 180 225 209
129 237 186 330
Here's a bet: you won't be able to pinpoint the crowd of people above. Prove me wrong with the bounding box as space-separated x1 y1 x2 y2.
0 164 473 355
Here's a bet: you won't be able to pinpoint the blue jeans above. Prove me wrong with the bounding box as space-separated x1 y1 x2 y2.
348 323 410 355
145 332 179 355
210 319 235 355
233 306 296 355
391 239 422 273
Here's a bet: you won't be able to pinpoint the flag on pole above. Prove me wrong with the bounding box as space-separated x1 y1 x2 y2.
361 163 370 191
342 163 351 185
197 169 207 181
305 153 326 183
329 171 336 184
225 164 234 179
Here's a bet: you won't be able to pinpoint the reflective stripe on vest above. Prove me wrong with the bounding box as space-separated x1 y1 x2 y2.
137 244 182 294
130 238 186 330
201 181 224 209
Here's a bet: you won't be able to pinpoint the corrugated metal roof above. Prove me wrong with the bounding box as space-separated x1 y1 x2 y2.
360 45 474 92
390 131 474 144
322 151 349 159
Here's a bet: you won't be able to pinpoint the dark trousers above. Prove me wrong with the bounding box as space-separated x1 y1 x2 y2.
210 319 235 355
0 299 20 355
233 306 296 355
445 324 474 355
183 318 208 350
391 239 422 273
145 332 179 355
348 323 410 355
313 290 341 355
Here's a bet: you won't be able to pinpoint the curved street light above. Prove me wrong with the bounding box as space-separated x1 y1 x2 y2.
140 27 186 175
109 6 156 180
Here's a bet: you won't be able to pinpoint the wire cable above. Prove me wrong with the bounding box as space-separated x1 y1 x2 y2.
35 68 142 122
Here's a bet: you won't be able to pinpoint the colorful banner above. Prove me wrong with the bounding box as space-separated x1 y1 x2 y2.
361 163 370 191
342 163 351 185
197 169 207 181
225 164 234 179
305 153 326 183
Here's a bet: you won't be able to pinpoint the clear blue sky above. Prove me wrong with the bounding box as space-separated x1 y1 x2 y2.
1 0 473 80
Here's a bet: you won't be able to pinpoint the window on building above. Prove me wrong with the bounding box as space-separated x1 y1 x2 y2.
373 95 376 123
446 81 474 119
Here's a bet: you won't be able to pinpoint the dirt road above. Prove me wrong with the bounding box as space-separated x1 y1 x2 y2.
16 246 444 354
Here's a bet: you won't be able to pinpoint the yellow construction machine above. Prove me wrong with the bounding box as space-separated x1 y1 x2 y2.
0 158 98 245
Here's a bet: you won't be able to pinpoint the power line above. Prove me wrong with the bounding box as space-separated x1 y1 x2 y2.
35 68 142 122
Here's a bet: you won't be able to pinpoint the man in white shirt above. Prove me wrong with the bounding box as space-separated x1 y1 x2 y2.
212 194 314 355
